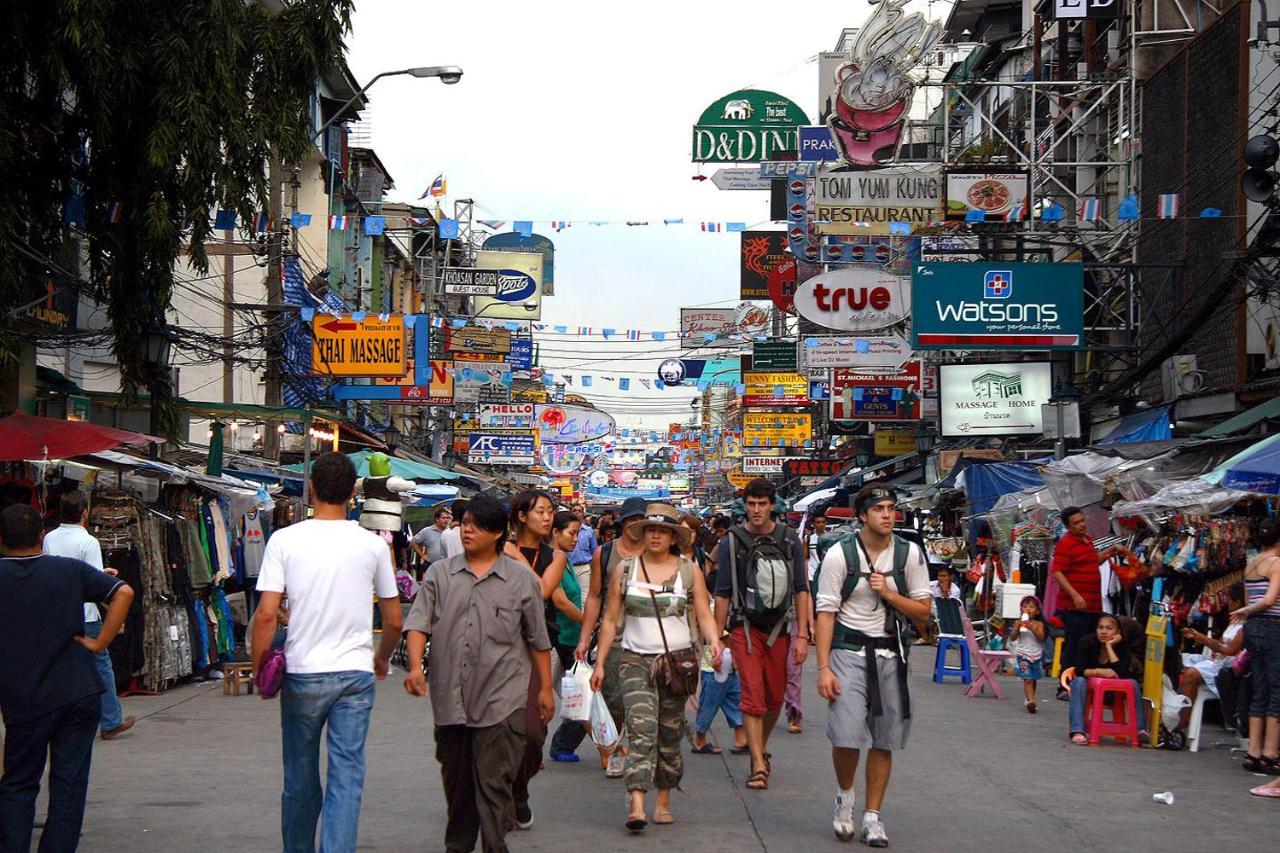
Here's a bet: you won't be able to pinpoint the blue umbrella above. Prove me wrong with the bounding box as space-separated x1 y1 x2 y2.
1204 433 1280 494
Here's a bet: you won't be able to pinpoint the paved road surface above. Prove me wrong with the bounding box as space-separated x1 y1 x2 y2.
37 660 1276 852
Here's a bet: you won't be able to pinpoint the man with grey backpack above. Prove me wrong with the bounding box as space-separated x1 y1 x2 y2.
814 484 930 848
713 479 810 792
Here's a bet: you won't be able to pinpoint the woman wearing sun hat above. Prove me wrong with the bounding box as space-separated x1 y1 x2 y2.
591 502 724 832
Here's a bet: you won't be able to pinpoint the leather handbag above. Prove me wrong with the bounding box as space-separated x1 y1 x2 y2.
640 556 700 697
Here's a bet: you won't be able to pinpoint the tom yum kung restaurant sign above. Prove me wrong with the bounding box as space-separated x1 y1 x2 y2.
692 89 809 163
816 166 943 234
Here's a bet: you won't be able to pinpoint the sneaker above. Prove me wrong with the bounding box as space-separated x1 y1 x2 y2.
551 751 580 763
832 794 856 842
605 752 626 778
860 817 889 848
101 716 136 740
515 804 534 830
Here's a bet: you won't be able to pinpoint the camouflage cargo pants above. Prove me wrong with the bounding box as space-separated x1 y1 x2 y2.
619 650 687 793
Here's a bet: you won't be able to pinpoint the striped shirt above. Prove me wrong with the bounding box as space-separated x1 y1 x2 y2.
1245 555 1280 617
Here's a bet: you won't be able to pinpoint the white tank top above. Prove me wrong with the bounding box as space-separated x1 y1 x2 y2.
620 558 692 655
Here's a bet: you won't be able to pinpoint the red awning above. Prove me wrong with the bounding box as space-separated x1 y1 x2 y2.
0 413 162 461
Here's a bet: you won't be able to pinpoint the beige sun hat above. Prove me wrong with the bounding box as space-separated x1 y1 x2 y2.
624 501 693 550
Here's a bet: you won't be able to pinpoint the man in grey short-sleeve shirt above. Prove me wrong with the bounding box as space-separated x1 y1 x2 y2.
403 495 553 853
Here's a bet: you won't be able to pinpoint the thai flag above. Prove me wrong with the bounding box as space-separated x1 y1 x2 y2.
1077 197 1101 221
550 220 571 231
626 221 648 226
106 202 123 224
477 219 506 230
1158 193 1180 219
1005 204 1025 222
577 326 591 336
329 215 347 231
407 216 430 226
421 174 446 199
626 329 640 341
700 222 720 232
254 211 270 232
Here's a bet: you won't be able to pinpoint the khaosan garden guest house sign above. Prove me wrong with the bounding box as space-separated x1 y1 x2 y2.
693 89 810 163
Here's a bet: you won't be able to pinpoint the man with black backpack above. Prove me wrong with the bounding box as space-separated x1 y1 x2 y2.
814 484 930 847
713 479 810 792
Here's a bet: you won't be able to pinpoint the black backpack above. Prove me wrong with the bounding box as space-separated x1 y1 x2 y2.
728 524 799 649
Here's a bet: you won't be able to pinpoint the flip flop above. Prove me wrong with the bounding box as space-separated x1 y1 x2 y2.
691 743 722 755
653 809 675 824
787 722 802 734
626 815 648 833
729 745 750 755
745 770 769 790
1250 785 1280 798
1071 733 1088 745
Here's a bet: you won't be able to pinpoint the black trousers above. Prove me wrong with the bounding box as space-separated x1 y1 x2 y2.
1059 610 1100 680
435 710 524 853
0 694 100 853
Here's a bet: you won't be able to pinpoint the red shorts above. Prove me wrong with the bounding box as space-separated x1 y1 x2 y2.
730 625 791 715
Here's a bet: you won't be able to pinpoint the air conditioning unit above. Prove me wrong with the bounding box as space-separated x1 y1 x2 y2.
1161 355 1203 402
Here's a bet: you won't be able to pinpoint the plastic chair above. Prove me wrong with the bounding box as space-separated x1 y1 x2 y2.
960 606 1011 699
1049 636 1065 679
933 636 971 684
1085 677 1139 747
1186 685 1219 753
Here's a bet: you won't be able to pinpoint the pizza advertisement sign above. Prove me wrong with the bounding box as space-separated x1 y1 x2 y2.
944 173 1030 221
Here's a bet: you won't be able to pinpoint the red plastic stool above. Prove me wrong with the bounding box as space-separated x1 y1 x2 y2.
1085 677 1139 747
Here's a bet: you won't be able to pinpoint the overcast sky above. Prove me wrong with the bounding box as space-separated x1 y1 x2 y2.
345 0 943 427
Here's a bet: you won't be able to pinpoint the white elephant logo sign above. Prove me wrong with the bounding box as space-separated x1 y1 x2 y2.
722 99 753 121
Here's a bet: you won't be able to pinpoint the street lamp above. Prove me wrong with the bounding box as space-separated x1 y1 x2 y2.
142 321 173 458
1049 383 1081 460
915 421 938 455
315 65 463 139
383 423 401 454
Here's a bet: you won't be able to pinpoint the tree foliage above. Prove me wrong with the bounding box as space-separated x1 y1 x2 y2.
1 0 353 434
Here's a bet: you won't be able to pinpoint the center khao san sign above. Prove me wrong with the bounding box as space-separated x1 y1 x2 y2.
692 89 809 163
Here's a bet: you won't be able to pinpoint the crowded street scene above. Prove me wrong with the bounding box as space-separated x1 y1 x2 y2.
3 1 1280 851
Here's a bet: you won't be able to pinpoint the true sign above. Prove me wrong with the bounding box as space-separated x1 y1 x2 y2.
311 315 406 378
794 268 911 332
442 267 499 295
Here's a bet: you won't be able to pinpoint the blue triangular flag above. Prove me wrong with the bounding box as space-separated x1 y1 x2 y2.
63 196 86 227
542 374 554 387
602 328 615 339
451 318 467 328
1041 203 1065 222
300 307 315 322
582 375 593 387
501 372 513 387
702 333 716 343
514 220 533 237
619 378 630 391
726 222 747 232
653 331 666 342
554 325 568 334
964 209 986 223
805 337 819 348
439 219 460 239
290 212 312 229
364 216 386 235
655 379 665 390
1200 207 1223 218
504 321 520 331
888 221 911 236
350 311 367 323
1117 195 1140 221
214 209 238 230
735 383 746 395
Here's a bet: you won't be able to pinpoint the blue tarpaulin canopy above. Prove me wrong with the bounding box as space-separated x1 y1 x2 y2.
285 450 460 482
1203 433 1280 494
1097 405 1172 446
959 461 1046 515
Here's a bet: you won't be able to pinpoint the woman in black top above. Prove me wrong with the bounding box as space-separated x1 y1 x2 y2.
1063 614 1132 744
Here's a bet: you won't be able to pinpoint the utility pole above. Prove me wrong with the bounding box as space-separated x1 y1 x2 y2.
263 147 285 460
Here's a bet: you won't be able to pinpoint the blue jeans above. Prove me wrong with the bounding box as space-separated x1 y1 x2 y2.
694 670 743 735
84 620 124 732
280 671 376 853
1068 676 1143 734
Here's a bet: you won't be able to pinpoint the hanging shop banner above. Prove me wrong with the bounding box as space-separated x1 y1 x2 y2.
874 429 919 456
815 166 943 235
1047 0 1122 22
911 262 1085 350
692 89 810 163
452 351 506 364
831 362 922 421
801 334 912 369
944 173 1030 222
767 256 799 314
809 378 831 400
752 340 797 371
742 455 789 474
711 168 772 190
311 314 406 377
331 356 453 404
740 231 790 299
586 485 671 501
478 403 535 429
535 404 615 445
444 325 512 354
481 232 555 296
442 267 500 295
783 458 847 477
470 250 543 320
743 372 810 407
508 339 534 370
453 365 507 404
736 302 770 337
743 412 812 447
727 472 757 489
680 308 736 350
540 442 611 475
938 361 1053 437
795 269 910 332
799 125 839 161
468 433 536 466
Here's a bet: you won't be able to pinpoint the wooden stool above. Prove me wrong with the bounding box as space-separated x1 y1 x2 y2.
223 662 255 696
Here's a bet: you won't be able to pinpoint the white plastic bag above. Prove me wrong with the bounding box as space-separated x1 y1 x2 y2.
589 690 620 750
561 663 592 722
1161 675 1191 732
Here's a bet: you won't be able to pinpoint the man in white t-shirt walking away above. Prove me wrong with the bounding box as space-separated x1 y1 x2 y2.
42 490 136 740
252 452 403 853
815 484 930 848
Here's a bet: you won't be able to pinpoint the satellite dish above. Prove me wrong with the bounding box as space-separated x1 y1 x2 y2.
1245 134 1280 169
1243 168 1276 202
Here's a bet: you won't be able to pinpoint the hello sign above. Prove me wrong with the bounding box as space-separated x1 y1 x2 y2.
794 268 910 332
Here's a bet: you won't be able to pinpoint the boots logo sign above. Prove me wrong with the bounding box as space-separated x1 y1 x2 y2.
493 270 538 302
794 267 910 332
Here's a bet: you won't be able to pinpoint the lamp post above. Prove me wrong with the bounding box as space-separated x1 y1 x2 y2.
315 66 463 140
142 321 172 458
1049 383 1081 460
383 423 401 454
915 421 938 456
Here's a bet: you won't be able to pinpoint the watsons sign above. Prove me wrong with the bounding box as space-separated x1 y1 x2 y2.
692 89 809 163
816 166 942 234
794 268 910 332
911 262 1084 350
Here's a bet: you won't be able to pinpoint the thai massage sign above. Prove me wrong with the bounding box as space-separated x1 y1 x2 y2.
794 268 910 332
692 89 809 163
816 166 942 234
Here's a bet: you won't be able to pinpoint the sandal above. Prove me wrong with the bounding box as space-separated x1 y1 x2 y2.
745 770 769 790
1243 754 1279 773
729 745 750 755
691 743 722 755
787 721 802 734
653 808 675 824
626 813 648 833
1071 733 1088 745
1250 784 1280 798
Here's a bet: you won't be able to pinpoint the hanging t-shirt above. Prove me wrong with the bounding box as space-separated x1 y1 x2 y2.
242 510 267 578
256 519 397 674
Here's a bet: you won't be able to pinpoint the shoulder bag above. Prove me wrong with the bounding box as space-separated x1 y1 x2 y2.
640 555 700 697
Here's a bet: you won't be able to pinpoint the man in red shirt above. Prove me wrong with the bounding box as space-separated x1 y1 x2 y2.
1051 506 1135 696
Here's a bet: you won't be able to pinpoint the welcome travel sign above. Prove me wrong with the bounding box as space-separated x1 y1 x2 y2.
910 262 1084 350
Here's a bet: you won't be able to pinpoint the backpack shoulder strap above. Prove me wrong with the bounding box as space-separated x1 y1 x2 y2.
729 525 754 552
839 536 861 602
891 536 911 599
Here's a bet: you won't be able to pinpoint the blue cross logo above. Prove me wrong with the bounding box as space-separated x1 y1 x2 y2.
984 270 1012 299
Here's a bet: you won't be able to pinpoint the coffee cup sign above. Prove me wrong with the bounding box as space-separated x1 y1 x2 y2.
794 268 910 332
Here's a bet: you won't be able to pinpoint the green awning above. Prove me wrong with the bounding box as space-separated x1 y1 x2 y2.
284 449 459 481
1197 396 1280 437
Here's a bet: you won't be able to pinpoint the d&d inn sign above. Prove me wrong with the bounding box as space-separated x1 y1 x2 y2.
692 89 810 163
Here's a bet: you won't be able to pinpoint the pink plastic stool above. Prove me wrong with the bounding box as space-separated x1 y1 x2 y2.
1085 677 1139 747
